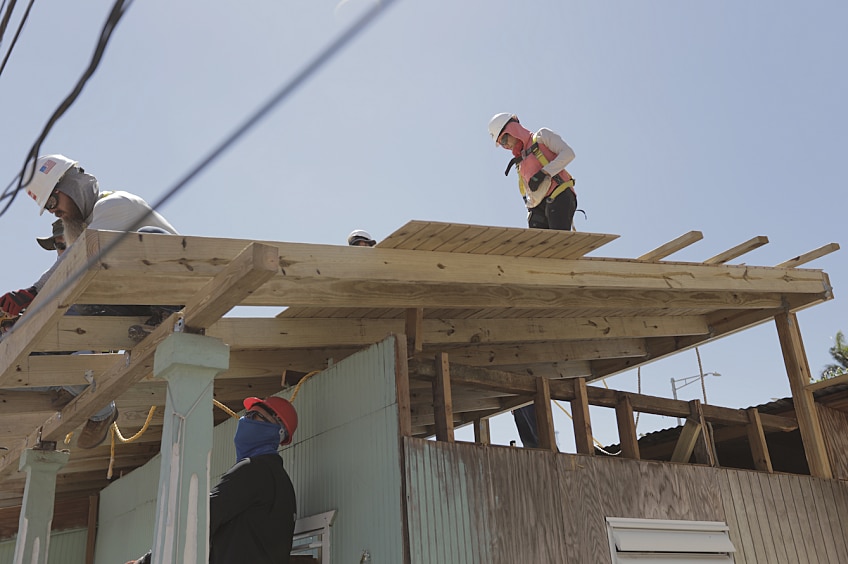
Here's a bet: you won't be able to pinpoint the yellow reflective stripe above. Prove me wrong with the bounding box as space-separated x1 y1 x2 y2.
547 178 575 200
530 133 551 166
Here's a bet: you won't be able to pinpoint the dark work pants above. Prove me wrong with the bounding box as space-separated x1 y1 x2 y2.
515 187 576 449
527 186 577 231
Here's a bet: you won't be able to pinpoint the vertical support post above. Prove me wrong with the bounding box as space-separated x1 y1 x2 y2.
746 408 773 473
433 353 455 442
13 448 70 564
689 400 716 466
774 312 832 478
85 494 98 564
615 393 640 459
151 333 229 564
395 335 412 438
570 378 594 455
405 308 424 354
473 418 490 445
535 378 557 452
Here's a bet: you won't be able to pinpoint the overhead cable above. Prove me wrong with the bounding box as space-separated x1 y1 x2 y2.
0 0 35 79
0 0 134 217
6 0 400 336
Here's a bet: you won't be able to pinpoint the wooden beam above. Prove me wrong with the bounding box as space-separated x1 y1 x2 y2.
473 418 490 445
182 242 280 330
432 353 455 442
534 378 556 452
79 231 832 304
688 400 715 466
670 420 702 463
0 232 100 387
775 243 840 268
409 358 799 433
405 308 424 353
774 312 832 478
704 236 769 265
86 494 98 564
637 231 703 262
0 242 278 478
395 336 412 438
746 407 773 472
807 371 848 391
426 338 647 367
615 394 640 459
38 315 711 353
570 378 594 455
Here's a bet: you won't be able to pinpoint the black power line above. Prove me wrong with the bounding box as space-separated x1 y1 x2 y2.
0 0 35 79
0 0 134 217
6 0 400 336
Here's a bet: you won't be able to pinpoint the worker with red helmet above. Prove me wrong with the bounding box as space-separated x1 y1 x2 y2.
127 395 299 564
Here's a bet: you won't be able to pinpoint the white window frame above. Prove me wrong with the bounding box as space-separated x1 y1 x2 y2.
606 517 736 563
291 509 336 564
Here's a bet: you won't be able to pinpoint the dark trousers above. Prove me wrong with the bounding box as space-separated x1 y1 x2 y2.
527 186 577 230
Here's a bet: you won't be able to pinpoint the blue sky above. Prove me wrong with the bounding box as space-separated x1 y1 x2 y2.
1 0 845 449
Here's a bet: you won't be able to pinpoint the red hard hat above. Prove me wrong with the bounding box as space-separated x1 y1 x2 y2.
243 396 298 445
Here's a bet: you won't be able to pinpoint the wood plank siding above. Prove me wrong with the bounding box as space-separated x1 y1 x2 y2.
404 437 848 564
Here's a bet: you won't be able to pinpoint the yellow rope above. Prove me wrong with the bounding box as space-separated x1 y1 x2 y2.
214 398 239 419
107 406 157 479
290 370 320 403
103 378 317 479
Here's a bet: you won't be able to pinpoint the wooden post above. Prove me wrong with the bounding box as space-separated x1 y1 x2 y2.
85 494 98 564
535 377 557 452
746 407 773 473
405 307 424 354
395 335 412 438
670 420 702 464
570 378 594 455
615 393 640 459
774 312 832 478
689 400 716 466
473 418 491 445
433 352 455 442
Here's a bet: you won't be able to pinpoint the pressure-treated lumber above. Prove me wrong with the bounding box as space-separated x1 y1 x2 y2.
615 394 640 459
535 377 556 452
775 242 840 268
704 236 769 265
746 407 773 472
570 378 594 455
637 231 703 261
774 312 832 478
432 353 455 442
0 242 279 478
39 315 712 353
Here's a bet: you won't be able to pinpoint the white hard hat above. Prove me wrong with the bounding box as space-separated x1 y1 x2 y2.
488 113 516 144
23 154 78 215
347 229 376 246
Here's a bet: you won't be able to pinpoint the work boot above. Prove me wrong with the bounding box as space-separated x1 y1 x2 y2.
77 408 119 449
51 388 76 410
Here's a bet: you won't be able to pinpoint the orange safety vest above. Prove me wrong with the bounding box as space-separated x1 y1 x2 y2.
517 133 574 208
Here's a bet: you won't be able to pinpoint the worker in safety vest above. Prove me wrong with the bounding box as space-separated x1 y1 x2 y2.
488 113 577 231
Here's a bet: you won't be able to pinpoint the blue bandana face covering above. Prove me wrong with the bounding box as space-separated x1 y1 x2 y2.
234 417 282 461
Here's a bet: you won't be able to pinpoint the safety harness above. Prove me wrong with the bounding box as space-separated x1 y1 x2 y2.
503 133 575 201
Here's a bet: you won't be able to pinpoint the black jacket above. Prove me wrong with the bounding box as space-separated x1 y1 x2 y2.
209 453 296 564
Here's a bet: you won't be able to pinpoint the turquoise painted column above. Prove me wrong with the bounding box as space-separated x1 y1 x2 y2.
150 333 229 564
13 448 70 564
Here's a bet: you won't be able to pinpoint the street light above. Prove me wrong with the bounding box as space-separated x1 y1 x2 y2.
670 372 721 425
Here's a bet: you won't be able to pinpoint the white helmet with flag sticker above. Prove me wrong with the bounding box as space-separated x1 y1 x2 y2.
23 154 78 215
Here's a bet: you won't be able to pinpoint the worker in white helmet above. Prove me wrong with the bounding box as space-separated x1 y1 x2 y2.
0 154 180 449
347 229 377 247
488 113 577 231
